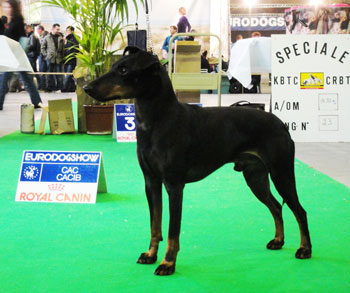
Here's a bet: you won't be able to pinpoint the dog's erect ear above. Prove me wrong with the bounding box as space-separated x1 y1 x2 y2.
121 46 160 72
123 46 142 56
123 49 159 72
136 51 159 71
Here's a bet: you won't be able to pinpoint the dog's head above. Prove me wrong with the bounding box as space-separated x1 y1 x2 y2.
83 46 160 101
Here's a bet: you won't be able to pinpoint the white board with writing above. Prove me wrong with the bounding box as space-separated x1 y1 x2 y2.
271 34 350 142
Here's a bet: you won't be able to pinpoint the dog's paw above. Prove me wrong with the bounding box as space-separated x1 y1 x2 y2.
295 247 312 259
266 239 284 250
154 264 175 276
137 253 157 264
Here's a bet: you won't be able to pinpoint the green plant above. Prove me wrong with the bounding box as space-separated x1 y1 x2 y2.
41 0 144 80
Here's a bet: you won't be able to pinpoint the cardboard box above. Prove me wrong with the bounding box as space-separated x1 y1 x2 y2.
48 99 75 134
174 41 201 102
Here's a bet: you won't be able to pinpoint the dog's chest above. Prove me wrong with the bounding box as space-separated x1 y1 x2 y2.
138 134 187 178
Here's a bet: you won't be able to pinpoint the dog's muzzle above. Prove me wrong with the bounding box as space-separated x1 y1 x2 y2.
83 84 124 102
83 85 94 97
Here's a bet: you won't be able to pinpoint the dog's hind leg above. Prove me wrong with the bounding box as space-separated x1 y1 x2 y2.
154 182 184 276
270 160 312 259
137 176 163 265
236 154 285 250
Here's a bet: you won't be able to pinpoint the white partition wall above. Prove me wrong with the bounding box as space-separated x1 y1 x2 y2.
210 0 230 59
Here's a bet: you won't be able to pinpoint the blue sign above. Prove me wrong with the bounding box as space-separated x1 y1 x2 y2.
16 150 106 204
19 151 101 183
115 104 137 142
115 104 136 131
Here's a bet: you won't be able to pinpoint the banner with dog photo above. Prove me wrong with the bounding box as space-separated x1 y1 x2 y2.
285 4 350 35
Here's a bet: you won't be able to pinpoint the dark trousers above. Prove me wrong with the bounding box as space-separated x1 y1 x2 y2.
0 72 42 107
28 56 38 72
47 61 63 91
28 55 40 90
8 74 23 92
62 63 76 92
38 54 47 90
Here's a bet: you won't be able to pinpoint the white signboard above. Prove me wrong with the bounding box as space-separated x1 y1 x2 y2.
271 35 350 142
16 151 107 204
115 104 137 142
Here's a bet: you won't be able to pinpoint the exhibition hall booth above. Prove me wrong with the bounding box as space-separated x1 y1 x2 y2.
0 0 349 291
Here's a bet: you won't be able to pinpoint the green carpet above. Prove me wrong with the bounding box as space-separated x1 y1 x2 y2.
0 128 349 292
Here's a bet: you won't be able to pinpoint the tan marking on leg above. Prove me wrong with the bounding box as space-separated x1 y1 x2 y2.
160 238 179 266
274 216 284 242
297 220 309 248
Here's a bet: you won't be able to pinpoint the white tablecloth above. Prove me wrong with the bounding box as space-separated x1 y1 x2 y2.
0 35 33 72
227 37 271 88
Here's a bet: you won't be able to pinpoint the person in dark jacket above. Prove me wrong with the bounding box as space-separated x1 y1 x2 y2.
0 15 8 34
1 11 22 93
36 25 48 90
25 24 40 72
62 26 78 92
0 0 42 110
201 50 212 73
41 23 64 92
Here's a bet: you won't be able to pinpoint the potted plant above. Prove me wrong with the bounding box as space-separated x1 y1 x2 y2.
42 0 144 133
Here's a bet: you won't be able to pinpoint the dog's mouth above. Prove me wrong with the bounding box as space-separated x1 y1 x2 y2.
103 85 132 100
94 94 123 102
83 84 129 101
107 95 122 100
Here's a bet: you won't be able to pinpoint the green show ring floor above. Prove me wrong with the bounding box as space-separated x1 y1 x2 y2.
0 128 349 292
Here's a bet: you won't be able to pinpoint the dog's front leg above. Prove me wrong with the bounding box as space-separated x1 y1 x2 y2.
154 182 184 276
137 176 163 265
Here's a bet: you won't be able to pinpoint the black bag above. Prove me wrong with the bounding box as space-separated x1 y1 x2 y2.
230 75 261 94
229 77 243 94
243 75 261 93
230 100 265 111
127 27 147 51
243 85 258 94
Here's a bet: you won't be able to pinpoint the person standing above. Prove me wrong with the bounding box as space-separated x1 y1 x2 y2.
0 0 42 110
162 25 180 59
248 31 261 93
232 34 243 47
0 15 7 34
0 14 21 93
41 23 64 92
36 25 48 91
177 7 191 33
25 24 40 72
62 26 78 92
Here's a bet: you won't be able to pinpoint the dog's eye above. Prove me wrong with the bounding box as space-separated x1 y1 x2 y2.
119 66 128 75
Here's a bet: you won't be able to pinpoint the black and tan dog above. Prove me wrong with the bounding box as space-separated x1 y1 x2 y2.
84 47 312 276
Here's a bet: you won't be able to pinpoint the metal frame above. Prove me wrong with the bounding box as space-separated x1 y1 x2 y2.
168 33 223 106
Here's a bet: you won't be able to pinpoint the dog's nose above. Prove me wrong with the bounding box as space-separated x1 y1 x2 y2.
83 85 93 95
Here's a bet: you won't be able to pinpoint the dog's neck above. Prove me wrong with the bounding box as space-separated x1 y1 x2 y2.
134 71 179 132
